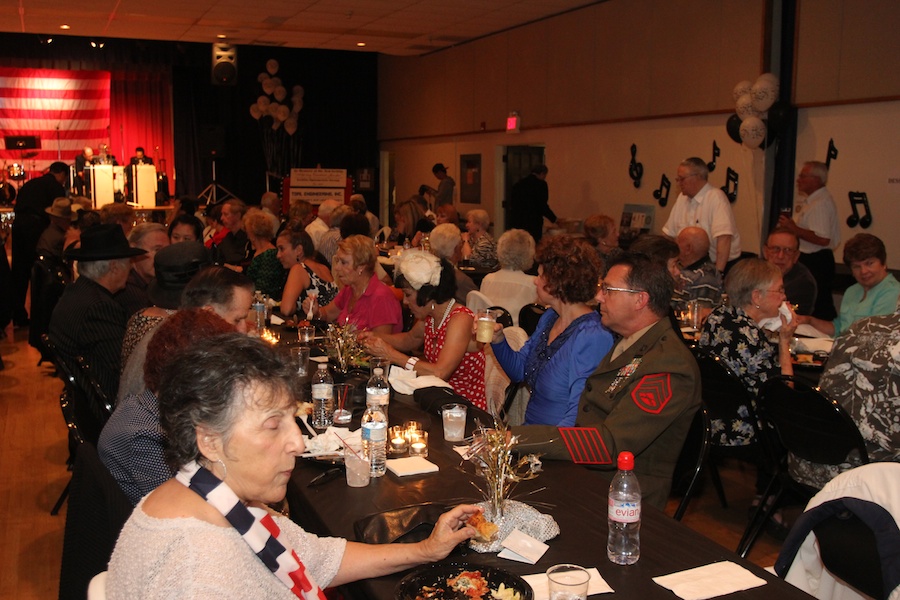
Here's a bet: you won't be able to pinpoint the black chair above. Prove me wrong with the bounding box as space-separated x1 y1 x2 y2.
669 405 711 521
690 346 765 509
487 306 513 328
58 442 133 600
518 303 546 336
29 254 72 363
737 375 869 558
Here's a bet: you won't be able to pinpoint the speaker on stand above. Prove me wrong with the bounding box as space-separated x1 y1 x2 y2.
211 43 237 86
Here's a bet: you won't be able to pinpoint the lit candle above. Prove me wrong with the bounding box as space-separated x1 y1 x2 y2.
391 436 408 453
408 430 428 457
389 426 408 453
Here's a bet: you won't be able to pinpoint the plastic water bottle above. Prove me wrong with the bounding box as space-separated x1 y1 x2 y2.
361 395 387 477
366 367 390 424
607 451 641 565
310 363 334 430
251 299 266 334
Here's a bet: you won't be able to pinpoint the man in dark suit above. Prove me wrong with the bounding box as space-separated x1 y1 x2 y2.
513 252 701 508
10 161 68 326
49 224 146 401
73 146 95 196
508 164 556 242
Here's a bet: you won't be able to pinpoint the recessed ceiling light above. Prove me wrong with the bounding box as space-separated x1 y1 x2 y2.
60 24 70 30
217 34 227 39
356 42 366 47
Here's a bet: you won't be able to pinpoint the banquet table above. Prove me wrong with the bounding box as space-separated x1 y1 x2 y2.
286 398 811 600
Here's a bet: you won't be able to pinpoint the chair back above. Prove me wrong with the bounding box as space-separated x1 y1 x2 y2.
29 254 72 354
487 306 513 328
58 443 133 600
670 405 711 521
518 303 546 336
759 376 869 467
465 289 493 312
691 347 761 444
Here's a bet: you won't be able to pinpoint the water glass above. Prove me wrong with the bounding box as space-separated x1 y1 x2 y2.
291 345 310 378
333 383 352 425
344 444 370 488
547 564 590 600
298 325 315 344
441 403 467 442
408 431 428 457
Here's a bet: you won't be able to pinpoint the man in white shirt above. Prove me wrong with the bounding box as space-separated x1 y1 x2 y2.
777 161 841 320
305 199 341 251
662 157 741 274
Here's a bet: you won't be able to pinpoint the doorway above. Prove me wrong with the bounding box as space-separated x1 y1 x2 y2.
502 145 545 230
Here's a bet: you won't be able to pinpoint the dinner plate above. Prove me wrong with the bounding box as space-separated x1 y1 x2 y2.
396 562 533 600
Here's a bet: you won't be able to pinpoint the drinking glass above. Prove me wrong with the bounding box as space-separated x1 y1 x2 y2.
475 309 497 343
547 564 590 600
298 325 315 344
408 431 428 457
441 403 467 442
291 345 310 378
333 383 352 425
344 444 370 487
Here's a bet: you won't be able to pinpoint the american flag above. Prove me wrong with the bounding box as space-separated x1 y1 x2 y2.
0 66 110 176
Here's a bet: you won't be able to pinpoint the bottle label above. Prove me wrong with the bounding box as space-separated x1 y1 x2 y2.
368 392 389 405
608 498 641 523
311 384 332 399
362 423 387 442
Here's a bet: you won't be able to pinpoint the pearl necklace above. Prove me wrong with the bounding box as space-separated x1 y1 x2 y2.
433 299 456 331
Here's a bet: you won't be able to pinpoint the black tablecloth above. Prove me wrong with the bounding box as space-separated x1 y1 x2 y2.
286 399 810 600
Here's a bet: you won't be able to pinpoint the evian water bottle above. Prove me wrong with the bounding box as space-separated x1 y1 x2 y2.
607 451 641 565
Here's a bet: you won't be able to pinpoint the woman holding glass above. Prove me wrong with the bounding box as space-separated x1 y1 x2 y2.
360 250 487 410
275 221 337 319
106 334 481 598
489 236 614 426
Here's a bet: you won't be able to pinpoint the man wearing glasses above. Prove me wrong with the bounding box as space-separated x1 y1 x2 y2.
763 228 817 315
512 253 700 509
662 157 741 274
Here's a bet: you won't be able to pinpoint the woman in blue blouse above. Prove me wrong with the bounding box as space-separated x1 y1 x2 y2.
490 236 613 426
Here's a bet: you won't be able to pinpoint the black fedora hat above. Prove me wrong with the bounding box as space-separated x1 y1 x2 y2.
147 242 212 309
65 223 147 261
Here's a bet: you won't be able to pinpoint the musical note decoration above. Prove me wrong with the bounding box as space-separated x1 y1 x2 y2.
826 139 839 169
846 192 872 228
707 141 720 172
653 174 671 207
628 144 643 188
720 167 739 203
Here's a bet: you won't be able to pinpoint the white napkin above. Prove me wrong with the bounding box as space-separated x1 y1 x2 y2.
652 561 766 600
792 337 834 354
497 529 548 564
757 302 793 331
301 427 360 456
385 456 439 476
387 365 452 395
522 568 613 599
795 323 833 339
270 314 285 325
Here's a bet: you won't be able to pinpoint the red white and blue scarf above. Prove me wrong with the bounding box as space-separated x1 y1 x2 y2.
176 461 327 599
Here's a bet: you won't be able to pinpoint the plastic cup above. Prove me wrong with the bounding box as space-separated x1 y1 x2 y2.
441 403 467 442
344 445 370 487
475 309 497 343
298 325 315 344
333 383 352 425
291 345 310 378
547 564 590 600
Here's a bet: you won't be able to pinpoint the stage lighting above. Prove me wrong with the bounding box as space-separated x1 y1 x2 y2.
90 40 106 49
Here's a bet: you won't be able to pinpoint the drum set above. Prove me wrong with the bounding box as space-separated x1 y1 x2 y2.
0 152 38 205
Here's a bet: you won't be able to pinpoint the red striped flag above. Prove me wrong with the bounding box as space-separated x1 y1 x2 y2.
0 67 110 176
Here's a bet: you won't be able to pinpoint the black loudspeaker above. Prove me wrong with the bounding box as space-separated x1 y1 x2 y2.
211 43 237 85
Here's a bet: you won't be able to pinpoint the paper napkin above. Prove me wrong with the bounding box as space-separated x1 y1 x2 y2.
497 529 548 564
522 568 613 599
652 561 766 600
386 456 439 477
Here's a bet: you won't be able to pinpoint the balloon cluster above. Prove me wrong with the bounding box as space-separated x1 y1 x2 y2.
725 73 789 149
249 59 303 176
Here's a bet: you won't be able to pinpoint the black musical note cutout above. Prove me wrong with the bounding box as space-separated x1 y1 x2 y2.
707 141 720 173
628 144 643 188
846 192 872 228
826 138 839 169
653 174 670 207
720 167 739 203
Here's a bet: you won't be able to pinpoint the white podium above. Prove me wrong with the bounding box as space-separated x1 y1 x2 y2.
129 164 158 209
86 165 125 207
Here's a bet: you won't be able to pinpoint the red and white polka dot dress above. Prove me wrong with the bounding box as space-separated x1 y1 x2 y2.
425 305 487 410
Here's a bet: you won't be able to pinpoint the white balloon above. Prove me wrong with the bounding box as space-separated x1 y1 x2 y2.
266 59 279 75
274 86 287 101
271 77 282 88
732 80 753 102
757 72 779 87
257 72 269 83
257 95 271 110
284 117 298 135
262 78 276 95
740 116 767 148
735 93 758 121
267 102 280 116
751 79 777 112
249 104 262 120
276 104 290 122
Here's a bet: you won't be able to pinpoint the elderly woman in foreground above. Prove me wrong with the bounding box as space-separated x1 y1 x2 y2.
107 334 481 598
361 250 487 410
489 236 613 426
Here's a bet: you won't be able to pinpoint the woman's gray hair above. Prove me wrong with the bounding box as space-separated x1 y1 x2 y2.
496 229 535 271
725 258 781 308
466 209 491 231
429 223 462 260
128 222 166 247
158 333 297 469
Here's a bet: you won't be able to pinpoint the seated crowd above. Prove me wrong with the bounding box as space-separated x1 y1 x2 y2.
43 182 899 595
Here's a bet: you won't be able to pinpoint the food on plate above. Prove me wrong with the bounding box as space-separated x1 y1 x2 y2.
415 570 523 600
794 353 814 364
467 513 499 543
284 317 311 329
295 401 314 416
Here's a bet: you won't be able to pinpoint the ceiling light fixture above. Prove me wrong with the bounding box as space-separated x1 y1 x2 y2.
356 42 366 47
59 24 70 30
39 36 53 45
90 39 106 49
217 34 227 39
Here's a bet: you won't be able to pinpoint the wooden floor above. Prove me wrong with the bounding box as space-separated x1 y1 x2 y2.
0 322 786 599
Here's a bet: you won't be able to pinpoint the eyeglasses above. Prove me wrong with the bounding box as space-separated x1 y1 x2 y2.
675 173 700 183
762 288 786 296
765 245 797 257
598 283 644 295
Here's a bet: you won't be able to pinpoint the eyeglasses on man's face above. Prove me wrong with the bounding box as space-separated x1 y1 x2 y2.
765 245 797 257
598 282 644 295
